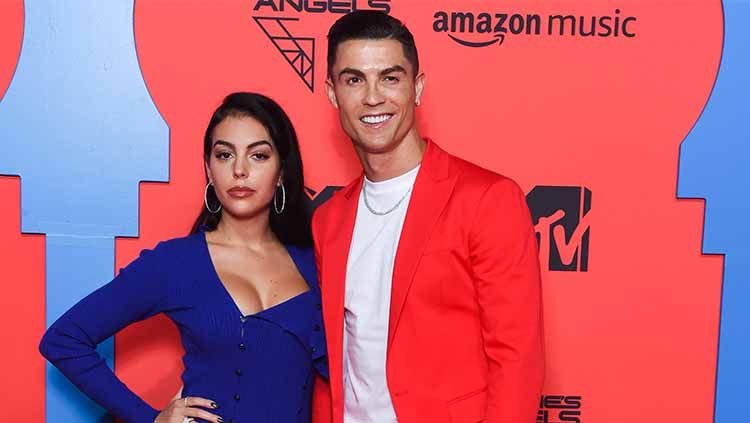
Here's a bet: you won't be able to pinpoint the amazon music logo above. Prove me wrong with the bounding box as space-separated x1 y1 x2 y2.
433 9 636 47
252 0 391 91
537 395 582 423
526 186 591 272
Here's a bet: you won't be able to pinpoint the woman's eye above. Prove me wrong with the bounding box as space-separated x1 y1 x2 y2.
251 152 269 160
216 151 233 160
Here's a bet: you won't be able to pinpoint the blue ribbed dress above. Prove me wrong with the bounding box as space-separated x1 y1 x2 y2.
39 230 327 423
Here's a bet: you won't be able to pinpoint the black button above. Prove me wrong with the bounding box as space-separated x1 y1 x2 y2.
235 368 242 376
234 393 241 401
239 343 246 351
314 324 321 331
316 303 321 310
311 347 317 353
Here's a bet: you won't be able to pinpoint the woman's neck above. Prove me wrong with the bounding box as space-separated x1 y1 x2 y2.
212 212 277 252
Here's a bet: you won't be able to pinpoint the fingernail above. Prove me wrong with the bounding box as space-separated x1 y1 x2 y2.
218 418 225 423
211 401 219 409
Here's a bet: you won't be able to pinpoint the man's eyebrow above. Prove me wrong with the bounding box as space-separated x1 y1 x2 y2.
337 66 408 80
338 68 366 79
380 65 407 76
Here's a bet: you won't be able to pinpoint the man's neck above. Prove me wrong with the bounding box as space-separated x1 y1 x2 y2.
360 130 426 182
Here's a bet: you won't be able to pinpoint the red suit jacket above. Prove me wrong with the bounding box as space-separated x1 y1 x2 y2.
312 139 544 423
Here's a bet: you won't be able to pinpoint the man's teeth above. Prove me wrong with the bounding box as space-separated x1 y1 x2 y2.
361 114 391 124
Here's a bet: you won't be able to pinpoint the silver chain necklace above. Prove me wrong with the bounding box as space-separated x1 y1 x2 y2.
363 184 412 216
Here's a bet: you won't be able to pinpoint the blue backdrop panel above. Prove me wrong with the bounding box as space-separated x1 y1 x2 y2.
678 1 750 422
46 235 116 422
0 1 168 421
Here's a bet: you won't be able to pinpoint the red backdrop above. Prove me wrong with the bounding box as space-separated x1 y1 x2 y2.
0 1 724 422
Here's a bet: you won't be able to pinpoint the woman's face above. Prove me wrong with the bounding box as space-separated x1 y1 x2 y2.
206 115 282 220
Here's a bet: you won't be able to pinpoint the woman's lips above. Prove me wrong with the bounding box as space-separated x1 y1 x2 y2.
227 186 255 198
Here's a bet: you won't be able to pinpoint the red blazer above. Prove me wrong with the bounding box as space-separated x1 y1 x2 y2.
312 140 544 423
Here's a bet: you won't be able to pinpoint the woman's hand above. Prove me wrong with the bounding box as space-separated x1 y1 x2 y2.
154 396 223 423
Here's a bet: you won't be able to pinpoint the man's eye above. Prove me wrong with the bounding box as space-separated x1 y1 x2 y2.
384 76 399 83
347 77 362 85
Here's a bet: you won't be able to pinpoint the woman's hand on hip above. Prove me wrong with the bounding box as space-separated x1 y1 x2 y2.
154 396 223 423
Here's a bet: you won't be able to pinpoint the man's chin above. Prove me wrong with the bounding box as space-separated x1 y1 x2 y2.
353 138 399 155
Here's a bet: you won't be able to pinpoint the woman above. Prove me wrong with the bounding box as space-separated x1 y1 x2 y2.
39 92 326 423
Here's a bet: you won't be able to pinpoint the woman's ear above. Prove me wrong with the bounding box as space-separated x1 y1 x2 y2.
205 161 213 185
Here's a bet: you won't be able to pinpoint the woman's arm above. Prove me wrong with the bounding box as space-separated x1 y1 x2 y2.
39 243 170 423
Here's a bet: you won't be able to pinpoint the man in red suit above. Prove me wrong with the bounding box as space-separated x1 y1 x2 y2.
312 11 544 423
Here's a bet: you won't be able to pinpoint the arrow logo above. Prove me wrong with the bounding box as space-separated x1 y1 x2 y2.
254 16 315 92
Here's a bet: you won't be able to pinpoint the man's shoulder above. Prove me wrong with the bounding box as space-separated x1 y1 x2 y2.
311 176 360 227
443 149 522 197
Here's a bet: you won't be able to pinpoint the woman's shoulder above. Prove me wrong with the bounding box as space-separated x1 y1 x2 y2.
287 243 313 258
134 232 204 263
286 244 318 288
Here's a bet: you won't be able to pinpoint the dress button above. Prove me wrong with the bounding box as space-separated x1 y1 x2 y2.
234 393 241 401
311 347 317 353
235 368 242 376
240 316 247 323
314 324 321 331
239 343 246 351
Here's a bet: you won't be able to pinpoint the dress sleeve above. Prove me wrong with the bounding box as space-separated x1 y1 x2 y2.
39 242 173 423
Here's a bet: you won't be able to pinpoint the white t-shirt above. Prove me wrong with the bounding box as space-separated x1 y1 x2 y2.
343 165 420 423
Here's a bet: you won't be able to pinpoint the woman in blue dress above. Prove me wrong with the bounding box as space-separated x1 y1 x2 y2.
39 92 327 423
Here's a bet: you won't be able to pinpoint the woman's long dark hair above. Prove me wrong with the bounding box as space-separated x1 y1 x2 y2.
190 92 312 247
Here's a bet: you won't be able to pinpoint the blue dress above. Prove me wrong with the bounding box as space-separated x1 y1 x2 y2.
39 231 327 423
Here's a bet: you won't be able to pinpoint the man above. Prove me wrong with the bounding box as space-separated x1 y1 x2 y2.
312 10 544 423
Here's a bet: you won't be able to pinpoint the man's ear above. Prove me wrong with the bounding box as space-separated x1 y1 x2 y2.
415 71 426 106
326 78 339 109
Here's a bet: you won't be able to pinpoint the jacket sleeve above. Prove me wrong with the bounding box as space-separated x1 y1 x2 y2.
39 243 172 423
311 211 333 423
468 177 545 423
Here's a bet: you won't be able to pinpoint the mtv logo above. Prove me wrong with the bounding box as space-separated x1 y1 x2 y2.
526 186 591 272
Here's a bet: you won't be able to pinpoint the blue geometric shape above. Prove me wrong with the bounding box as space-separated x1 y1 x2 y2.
677 2 750 422
0 1 169 421
46 235 116 423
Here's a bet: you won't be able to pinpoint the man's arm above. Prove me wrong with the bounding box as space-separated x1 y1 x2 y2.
468 177 545 423
311 211 333 423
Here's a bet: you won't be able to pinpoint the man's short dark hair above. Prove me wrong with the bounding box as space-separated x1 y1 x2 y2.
327 11 419 78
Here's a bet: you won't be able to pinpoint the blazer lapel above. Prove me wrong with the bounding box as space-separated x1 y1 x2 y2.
320 175 361 404
388 140 457 350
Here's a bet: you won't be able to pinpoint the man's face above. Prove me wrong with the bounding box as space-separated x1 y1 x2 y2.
326 38 424 155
